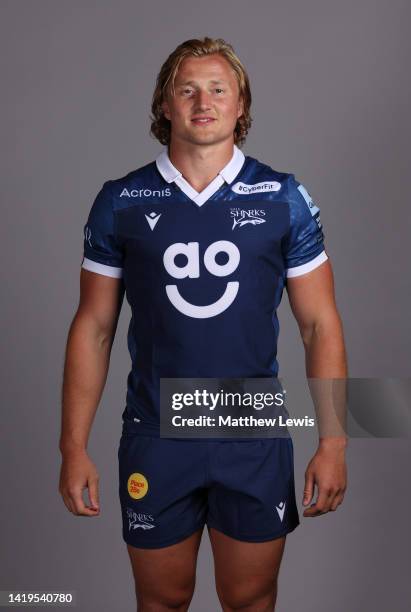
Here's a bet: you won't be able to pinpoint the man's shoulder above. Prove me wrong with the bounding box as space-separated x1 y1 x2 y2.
240 152 296 197
241 154 318 216
243 153 292 185
106 159 159 190
98 158 171 206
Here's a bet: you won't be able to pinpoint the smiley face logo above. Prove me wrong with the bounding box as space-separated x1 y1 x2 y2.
163 240 240 319
127 473 148 500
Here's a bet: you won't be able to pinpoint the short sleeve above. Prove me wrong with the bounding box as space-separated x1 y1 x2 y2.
81 181 124 278
282 174 328 278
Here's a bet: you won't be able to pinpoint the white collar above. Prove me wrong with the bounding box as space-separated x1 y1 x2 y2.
155 144 245 207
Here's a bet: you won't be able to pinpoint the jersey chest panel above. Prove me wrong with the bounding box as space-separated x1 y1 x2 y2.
116 198 289 321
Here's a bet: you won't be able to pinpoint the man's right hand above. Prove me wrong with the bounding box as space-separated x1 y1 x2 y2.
59 449 100 516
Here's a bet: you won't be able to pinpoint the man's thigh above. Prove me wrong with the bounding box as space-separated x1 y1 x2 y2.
127 527 203 610
118 436 209 548
209 527 286 611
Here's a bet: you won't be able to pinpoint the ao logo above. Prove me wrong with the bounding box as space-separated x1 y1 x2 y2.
163 240 240 318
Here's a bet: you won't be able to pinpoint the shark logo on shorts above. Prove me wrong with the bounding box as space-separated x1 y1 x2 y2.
126 507 156 531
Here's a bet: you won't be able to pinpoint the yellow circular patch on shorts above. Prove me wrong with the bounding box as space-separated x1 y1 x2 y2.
127 472 148 500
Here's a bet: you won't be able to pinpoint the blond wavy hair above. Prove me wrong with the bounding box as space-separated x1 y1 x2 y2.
150 37 252 147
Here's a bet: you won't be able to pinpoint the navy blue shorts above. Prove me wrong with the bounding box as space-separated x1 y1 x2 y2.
118 436 300 549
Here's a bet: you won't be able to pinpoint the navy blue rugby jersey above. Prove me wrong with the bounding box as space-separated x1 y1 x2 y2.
81 145 328 436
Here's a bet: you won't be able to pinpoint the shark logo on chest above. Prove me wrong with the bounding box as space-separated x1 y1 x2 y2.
230 208 266 230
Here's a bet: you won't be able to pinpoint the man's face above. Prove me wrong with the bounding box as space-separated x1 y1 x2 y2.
161 54 244 148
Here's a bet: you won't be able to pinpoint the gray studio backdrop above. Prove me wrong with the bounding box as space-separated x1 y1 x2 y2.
1 1 410 610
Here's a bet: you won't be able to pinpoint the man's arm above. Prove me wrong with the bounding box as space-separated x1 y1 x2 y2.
59 269 125 516
286 259 348 517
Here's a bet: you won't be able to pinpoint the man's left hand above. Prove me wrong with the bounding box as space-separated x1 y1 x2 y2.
302 438 347 517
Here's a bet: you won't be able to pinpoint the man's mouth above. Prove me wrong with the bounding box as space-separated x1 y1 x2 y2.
191 117 216 125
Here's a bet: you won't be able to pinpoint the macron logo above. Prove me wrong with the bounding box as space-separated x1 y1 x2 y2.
145 212 161 230
275 501 286 522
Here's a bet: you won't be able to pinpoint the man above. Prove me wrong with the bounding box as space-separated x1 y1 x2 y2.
59 37 347 611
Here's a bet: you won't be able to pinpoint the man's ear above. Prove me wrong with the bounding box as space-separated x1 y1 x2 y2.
162 97 171 121
237 96 244 119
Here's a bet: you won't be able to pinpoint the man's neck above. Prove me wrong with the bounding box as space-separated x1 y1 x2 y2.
168 140 235 193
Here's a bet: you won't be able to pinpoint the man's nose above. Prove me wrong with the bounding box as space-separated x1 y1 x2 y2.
195 89 212 109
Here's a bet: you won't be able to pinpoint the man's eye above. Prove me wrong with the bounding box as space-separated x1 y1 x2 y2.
215 88 224 94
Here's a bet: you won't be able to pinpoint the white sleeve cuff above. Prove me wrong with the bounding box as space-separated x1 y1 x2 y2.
286 250 328 278
81 257 123 278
